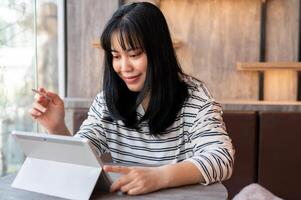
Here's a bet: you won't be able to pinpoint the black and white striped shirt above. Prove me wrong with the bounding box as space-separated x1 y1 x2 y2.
76 76 234 185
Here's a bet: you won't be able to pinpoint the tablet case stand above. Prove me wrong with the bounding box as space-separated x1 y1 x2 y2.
12 155 112 200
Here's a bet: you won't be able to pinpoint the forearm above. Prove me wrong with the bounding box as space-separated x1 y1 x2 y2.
159 161 204 189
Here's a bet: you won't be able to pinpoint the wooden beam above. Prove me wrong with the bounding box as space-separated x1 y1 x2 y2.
237 62 301 71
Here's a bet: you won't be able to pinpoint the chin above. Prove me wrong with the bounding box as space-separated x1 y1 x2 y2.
127 85 142 92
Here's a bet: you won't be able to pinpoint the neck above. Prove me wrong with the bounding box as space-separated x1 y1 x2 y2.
141 94 150 110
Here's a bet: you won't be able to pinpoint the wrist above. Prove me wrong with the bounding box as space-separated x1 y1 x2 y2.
48 123 70 136
157 165 172 189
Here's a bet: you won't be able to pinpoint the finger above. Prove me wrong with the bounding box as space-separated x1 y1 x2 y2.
120 180 137 193
31 114 37 120
34 93 44 101
36 88 50 101
34 90 49 101
110 177 131 192
30 108 42 118
38 87 46 93
127 186 143 195
103 165 131 174
32 102 47 113
34 96 50 108
34 88 53 103
45 91 61 105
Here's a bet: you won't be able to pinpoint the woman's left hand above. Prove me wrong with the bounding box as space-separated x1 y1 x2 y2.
103 165 167 195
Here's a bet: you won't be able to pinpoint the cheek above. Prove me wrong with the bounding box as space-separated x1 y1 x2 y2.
112 61 120 73
137 58 147 73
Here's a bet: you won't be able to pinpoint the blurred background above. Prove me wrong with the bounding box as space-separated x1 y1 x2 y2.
0 0 61 177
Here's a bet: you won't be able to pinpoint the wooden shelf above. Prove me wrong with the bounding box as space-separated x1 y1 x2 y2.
236 62 301 101
92 40 101 49
237 62 301 71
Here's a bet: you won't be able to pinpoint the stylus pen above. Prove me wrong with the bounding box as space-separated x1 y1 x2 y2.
31 88 52 101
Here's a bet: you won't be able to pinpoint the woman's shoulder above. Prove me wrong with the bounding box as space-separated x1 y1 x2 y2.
93 92 105 104
182 75 213 102
91 92 109 111
86 91 112 119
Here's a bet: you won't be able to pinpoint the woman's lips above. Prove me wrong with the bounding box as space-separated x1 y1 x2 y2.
122 75 140 84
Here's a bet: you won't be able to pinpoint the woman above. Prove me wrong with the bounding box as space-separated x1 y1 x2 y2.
31 2 234 195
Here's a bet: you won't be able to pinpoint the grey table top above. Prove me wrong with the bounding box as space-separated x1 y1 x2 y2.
0 174 227 200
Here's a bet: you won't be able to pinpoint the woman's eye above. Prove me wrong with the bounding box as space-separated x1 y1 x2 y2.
112 55 120 59
130 52 142 58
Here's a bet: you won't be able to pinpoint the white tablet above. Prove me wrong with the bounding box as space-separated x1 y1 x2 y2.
11 131 113 200
11 131 104 167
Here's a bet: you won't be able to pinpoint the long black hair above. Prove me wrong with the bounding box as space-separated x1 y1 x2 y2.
101 2 188 135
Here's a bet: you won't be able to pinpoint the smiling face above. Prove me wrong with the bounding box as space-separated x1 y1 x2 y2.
111 33 148 92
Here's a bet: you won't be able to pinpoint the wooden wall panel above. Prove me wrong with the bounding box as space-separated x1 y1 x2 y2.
67 0 119 97
264 0 300 101
66 0 300 101
266 0 299 61
160 0 261 101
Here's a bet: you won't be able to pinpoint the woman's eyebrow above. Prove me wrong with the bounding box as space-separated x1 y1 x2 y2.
110 48 142 53
126 47 141 52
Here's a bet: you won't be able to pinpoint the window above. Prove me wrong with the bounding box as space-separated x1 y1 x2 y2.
0 0 64 176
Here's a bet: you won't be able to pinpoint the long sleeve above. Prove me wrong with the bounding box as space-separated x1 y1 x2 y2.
75 93 109 154
185 99 235 185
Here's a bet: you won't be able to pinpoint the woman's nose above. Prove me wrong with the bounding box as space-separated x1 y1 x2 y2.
120 57 133 72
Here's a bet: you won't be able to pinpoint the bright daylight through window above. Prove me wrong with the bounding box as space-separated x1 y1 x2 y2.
0 0 61 176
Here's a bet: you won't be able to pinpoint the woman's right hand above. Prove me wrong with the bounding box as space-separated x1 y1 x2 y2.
30 88 69 135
